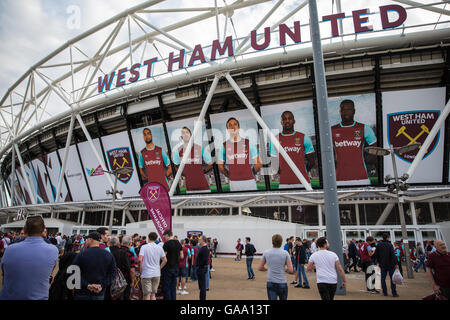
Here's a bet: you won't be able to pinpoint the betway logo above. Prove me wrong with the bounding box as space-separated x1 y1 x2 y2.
145 160 161 166
227 153 248 160
284 146 302 153
334 140 362 148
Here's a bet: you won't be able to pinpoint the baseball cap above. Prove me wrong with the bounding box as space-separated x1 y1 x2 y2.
86 231 101 242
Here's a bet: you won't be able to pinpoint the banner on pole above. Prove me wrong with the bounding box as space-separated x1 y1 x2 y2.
140 182 172 241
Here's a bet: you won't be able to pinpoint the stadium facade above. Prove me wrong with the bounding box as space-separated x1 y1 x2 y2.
1 0 450 254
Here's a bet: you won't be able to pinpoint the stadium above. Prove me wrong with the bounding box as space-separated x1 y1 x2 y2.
1 0 450 255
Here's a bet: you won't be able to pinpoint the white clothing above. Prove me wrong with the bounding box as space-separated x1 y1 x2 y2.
310 242 318 253
139 242 166 278
309 249 339 284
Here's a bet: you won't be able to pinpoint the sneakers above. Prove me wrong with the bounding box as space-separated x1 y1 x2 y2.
392 294 399 297
180 290 189 295
290 281 297 285
303 285 310 289
294 284 303 288
210 268 215 272
370 289 380 294
176 290 182 295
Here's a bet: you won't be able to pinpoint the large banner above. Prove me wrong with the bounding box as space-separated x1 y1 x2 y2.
140 182 172 240
130 124 172 192
102 131 141 197
210 109 264 192
31 158 55 203
166 117 215 194
45 151 71 202
77 139 111 200
58 145 91 201
383 87 446 183
261 100 319 189
7 172 25 205
15 165 35 204
329 94 378 186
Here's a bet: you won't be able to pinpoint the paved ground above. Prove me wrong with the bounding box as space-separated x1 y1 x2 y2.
0 256 433 300
177 257 432 300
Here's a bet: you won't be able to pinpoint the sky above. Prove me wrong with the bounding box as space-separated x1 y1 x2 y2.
0 0 446 138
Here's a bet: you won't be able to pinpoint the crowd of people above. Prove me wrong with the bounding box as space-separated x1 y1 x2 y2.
0 217 217 300
1 219 449 301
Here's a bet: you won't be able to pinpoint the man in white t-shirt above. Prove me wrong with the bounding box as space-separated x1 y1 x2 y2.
307 237 347 300
139 232 167 300
310 238 318 254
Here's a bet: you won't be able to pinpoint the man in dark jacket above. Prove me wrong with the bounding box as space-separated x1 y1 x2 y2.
374 233 399 297
294 238 310 288
109 236 131 300
348 238 359 272
244 237 256 280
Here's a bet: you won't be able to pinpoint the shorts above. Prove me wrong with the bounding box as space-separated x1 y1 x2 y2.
178 268 188 278
141 277 160 295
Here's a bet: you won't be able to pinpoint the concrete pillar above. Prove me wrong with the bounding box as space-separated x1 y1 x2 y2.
238 206 242 216
410 202 418 226
229 207 233 216
174 208 177 217
288 206 292 222
355 204 360 226
104 211 109 226
179 208 183 217
429 202 436 224
121 210 126 226
318 205 323 227
376 203 395 225
138 210 142 222
81 210 85 226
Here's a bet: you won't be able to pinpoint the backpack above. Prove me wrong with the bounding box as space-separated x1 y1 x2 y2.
110 252 128 300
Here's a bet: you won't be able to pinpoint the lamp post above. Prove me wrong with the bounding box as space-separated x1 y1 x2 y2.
103 167 133 234
365 143 420 279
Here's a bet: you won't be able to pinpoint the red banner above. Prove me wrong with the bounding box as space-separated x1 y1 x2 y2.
139 182 172 241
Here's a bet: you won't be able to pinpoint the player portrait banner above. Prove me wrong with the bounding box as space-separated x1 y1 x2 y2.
166 117 214 194
383 87 446 183
140 182 172 241
328 94 378 186
210 109 264 192
261 100 318 190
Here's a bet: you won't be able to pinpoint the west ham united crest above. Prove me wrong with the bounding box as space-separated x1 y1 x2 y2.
147 185 160 202
387 110 440 163
107 147 133 183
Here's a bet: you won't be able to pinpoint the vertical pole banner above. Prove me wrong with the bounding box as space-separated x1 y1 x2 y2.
139 182 172 241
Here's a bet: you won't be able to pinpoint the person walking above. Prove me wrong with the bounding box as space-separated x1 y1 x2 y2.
426 240 450 299
162 229 183 300
177 239 190 295
213 238 218 258
414 242 427 273
258 234 294 300
374 233 399 297
244 237 256 280
306 237 347 301
196 235 210 300
0 216 59 300
71 232 117 300
348 238 359 272
394 242 404 277
360 236 379 293
139 232 167 300
295 237 310 289
235 238 243 261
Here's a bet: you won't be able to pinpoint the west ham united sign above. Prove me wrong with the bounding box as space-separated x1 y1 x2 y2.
387 111 440 163
107 147 133 184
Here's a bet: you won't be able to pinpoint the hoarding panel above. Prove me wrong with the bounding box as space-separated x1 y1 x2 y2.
130 124 172 192
210 109 264 192
329 94 378 186
77 139 111 200
58 145 91 201
45 151 70 202
31 158 53 203
383 87 445 183
101 131 141 197
261 100 319 189
166 117 215 194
